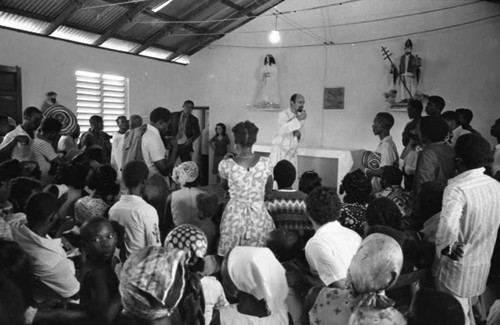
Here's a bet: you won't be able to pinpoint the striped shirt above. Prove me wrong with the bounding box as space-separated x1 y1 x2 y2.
434 168 500 297
32 137 58 184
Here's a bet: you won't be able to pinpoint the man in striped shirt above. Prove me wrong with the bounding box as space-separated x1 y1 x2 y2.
434 134 500 325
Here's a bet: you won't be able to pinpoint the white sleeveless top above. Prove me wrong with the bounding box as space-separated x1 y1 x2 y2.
219 304 289 325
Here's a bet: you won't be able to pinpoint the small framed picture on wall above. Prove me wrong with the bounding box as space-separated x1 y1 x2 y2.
323 87 344 110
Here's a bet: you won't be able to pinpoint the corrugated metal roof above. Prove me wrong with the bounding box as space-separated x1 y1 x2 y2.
117 13 163 40
139 47 173 59
68 0 129 33
3 0 68 19
100 37 140 52
0 11 50 33
51 25 100 44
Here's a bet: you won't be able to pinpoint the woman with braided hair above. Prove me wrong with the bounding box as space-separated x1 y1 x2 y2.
338 169 372 236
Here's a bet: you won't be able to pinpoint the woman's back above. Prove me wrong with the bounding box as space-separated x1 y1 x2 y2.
219 303 288 325
171 187 205 226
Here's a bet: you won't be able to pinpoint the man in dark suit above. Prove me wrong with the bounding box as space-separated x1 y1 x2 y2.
169 100 200 162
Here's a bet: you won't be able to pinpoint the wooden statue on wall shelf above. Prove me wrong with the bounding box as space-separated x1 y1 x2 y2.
382 39 422 106
254 54 280 109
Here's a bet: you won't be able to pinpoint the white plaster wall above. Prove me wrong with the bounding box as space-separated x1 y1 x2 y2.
0 28 192 120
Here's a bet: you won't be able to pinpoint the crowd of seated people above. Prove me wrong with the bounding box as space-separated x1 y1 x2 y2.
0 95 499 325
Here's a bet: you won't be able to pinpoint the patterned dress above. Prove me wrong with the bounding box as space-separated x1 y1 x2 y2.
217 157 275 256
338 203 367 236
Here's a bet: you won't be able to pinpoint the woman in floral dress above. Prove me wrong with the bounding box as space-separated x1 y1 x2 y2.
217 121 274 257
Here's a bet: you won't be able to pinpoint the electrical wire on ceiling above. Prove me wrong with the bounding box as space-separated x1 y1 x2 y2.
272 9 332 44
207 13 500 49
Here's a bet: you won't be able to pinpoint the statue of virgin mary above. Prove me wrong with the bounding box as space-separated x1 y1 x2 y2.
255 54 280 108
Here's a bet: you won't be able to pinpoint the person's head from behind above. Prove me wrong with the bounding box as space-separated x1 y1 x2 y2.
89 115 104 132
40 117 62 142
274 160 296 189
419 116 449 144
491 118 500 140
120 246 187 323
0 239 35 306
416 181 445 224
222 246 287 314
9 177 42 213
196 191 219 220
455 133 491 173
46 91 57 104
164 224 207 273
441 111 459 132
365 197 403 232
129 115 143 129
26 192 59 231
150 107 171 135
407 99 423 120
116 116 128 133
81 217 117 264
172 161 199 188
232 120 258 150
306 186 341 228
266 229 303 262
381 166 403 189
298 170 322 194
339 169 372 204
455 108 473 128
0 114 9 137
123 160 149 192
408 288 465 325
54 161 89 190
87 164 119 198
23 106 43 132
182 100 194 115
215 123 226 136
372 112 395 136
425 95 445 116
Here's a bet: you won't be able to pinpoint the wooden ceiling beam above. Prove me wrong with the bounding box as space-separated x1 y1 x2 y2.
166 0 280 61
131 0 219 54
93 0 153 46
44 0 85 35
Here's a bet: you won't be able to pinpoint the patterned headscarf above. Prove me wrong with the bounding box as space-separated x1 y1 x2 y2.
172 161 198 186
120 246 187 320
164 225 208 261
227 246 288 314
346 233 403 310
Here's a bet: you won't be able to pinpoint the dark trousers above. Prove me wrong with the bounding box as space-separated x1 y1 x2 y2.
177 144 192 162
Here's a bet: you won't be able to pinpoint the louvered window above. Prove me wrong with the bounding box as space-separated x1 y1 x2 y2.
75 70 128 134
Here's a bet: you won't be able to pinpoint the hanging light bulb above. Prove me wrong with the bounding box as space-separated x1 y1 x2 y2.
268 14 280 44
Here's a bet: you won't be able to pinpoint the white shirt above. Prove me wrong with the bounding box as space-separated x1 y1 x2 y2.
372 135 399 192
269 108 305 168
141 125 167 176
305 221 361 285
111 132 125 172
11 223 79 298
434 168 500 297
108 195 161 258
0 125 35 161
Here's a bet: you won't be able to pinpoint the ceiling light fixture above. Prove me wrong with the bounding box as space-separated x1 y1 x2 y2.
151 0 174 13
268 14 280 44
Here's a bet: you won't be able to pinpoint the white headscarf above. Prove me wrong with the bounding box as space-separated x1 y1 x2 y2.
228 246 288 314
172 161 199 186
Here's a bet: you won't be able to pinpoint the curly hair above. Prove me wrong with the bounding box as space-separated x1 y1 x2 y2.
298 171 322 194
54 161 89 189
86 164 119 197
339 169 372 204
419 116 449 143
306 186 341 226
232 121 258 147
196 192 219 220
455 133 491 169
9 177 42 213
274 160 296 189
365 197 403 230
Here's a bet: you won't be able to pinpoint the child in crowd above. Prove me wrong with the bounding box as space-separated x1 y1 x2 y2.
365 197 403 232
298 170 322 194
210 123 230 183
375 166 413 220
75 164 119 223
109 160 161 259
401 99 423 190
32 117 63 185
80 217 122 324
6 177 42 225
195 191 219 255
11 192 80 302
338 169 371 236
366 112 399 192
53 161 89 219
266 160 311 237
